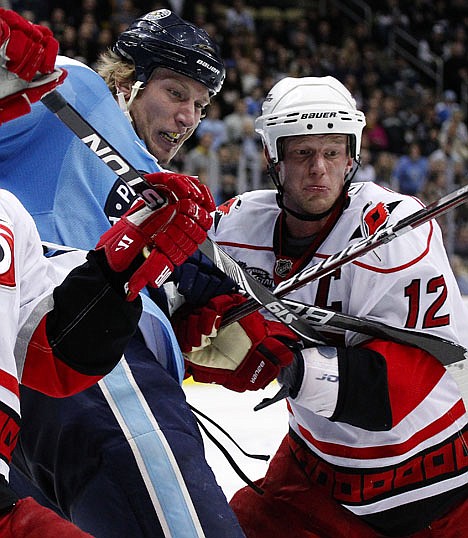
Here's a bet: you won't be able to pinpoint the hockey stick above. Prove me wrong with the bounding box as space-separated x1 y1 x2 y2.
40 90 467 365
197 239 466 365
40 90 324 347
223 185 468 325
280 298 466 365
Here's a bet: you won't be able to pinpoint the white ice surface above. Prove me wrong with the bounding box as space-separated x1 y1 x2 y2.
182 381 289 500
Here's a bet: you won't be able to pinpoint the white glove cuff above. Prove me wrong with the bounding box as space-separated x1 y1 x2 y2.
294 346 339 418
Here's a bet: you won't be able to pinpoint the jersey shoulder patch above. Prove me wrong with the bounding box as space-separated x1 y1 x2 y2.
0 221 15 287
214 196 242 229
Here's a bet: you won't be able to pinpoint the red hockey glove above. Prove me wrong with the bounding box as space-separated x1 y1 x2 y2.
0 8 67 124
95 172 215 301
0 496 94 537
0 9 58 80
173 293 300 392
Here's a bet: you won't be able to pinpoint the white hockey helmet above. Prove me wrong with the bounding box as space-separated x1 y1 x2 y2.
255 76 366 164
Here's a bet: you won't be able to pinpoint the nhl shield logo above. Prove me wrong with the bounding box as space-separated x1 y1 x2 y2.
274 258 293 278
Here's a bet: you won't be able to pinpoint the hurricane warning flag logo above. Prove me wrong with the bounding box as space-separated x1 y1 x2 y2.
0 223 15 287
363 202 390 235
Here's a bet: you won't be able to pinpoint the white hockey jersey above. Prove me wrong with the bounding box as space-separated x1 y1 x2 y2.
209 182 468 533
0 189 141 484
0 190 66 479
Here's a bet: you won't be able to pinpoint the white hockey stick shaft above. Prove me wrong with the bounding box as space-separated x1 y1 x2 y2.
281 297 467 365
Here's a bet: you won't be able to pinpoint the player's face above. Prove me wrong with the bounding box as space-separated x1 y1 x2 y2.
280 134 353 216
130 68 210 166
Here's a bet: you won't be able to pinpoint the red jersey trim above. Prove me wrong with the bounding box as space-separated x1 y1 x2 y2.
217 221 434 275
217 241 274 252
22 316 102 397
292 398 466 460
0 369 19 399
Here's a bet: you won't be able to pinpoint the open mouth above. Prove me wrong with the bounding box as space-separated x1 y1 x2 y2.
161 131 182 145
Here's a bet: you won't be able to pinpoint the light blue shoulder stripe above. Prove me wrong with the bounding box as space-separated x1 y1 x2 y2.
99 359 205 538
139 294 185 383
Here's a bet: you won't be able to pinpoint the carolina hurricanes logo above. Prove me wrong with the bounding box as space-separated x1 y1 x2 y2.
216 196 240 216
0 223 15 287
349 200 401 242
214 197 242 230
363 202 390 235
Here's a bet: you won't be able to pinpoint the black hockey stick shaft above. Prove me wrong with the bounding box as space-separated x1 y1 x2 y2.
224 185 468 324
199 242 467 365
281 298 467 365
41 91 166 211
40 90 324 346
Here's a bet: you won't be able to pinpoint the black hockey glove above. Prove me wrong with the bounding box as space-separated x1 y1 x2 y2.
172 249 238 307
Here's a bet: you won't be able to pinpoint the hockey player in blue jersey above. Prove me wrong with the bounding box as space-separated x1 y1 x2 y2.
0 8 244 538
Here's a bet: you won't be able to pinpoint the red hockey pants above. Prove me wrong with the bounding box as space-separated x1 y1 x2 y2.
230 435 468 538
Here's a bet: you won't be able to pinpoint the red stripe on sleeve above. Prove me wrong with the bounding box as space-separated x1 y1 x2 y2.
0 369 19 399
20 317 102 397
363 339 446 425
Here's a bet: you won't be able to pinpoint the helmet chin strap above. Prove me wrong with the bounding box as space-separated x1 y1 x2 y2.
116 80 144 124
268 161 359 222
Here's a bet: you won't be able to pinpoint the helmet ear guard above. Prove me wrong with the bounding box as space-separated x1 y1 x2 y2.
114 9 225 96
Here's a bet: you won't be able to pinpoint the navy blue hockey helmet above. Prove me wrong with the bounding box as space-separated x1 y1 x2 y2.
114 9 225 96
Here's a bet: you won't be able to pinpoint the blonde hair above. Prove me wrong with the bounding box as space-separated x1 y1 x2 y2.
95 49 136 96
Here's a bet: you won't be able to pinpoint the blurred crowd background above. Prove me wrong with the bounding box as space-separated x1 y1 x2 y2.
6 0 468 290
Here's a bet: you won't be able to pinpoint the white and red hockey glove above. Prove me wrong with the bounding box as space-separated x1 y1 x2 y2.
0 8 67 124
95 172 215 301
173 293 301 392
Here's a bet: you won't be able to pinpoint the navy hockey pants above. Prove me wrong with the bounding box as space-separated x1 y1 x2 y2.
10 334 245 538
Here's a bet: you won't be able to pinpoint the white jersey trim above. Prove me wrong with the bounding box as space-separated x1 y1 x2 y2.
344 470 468 515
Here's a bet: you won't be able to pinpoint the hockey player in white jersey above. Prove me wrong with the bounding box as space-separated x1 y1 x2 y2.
0 9 216 536
174 76 468 537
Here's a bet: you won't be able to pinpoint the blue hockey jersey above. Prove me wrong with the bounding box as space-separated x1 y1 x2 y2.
0 56 184 381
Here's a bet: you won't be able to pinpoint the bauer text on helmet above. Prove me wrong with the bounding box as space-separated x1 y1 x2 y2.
114 9 225 96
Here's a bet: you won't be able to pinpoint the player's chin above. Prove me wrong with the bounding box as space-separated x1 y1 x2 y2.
150 141 175 167
304 200 335 215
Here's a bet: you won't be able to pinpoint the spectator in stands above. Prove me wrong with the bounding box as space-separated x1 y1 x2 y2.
237 117 262 191
380 95 407 156
443 40 467 99
451 254 468 295
455 222 468 261
196 100 228 151
183 132 220 194
392 141 429 195
224 98 253 144
373 151 397 189
244 85 263 117
363 107 389 155
422 164 448 204
225 0 255 33
439 107 468 163
435 89 459 124
354 148 376 183
217 66 242 116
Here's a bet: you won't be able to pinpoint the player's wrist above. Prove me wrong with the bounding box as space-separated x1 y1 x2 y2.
87 248 144 300
277 351 305 399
